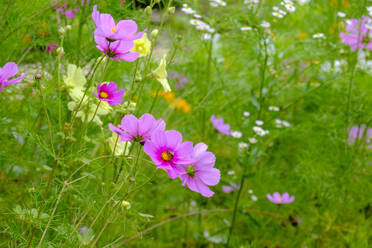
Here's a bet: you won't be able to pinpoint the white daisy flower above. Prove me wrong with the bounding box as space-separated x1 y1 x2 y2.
238 142 248 149
273 6 280 11
203 33 212 40
285 3 296 12
241 26 252 31
248 137 258 143
253 126 268 136
227 170 235 175
181 6 195 14
282 120 291 127
279 9 287 15
248 189 253 194
231 131 243 138
255 120 264 126
313 33 325 38
337 11 346 18
272 12 284 18
194 14 202 18
260 21 271 28
243 111 250 117
269 106 280 111
251 195 258 201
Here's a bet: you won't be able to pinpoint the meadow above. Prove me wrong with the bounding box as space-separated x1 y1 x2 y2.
0 0 372 247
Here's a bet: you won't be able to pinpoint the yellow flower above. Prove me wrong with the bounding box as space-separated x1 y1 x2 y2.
131 33 151 57
174 99 191 113
152 54 171 92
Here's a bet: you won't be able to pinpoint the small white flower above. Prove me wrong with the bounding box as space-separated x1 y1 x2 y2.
194 14 202 18
238 142 248 149
269 106 280 111
210 0 226 7
337 11 346 18
285 4 296 12
282 120 291 127
227 170 235 175
231 131 243 138
181 6 195 14
251 195 258 201
210 1 218 7
273 6 280 11
313 33 325 38
253 126 268 136
243 112 250 117
248 137 258 143
241 26 252 31
279 9 287 15
203 33 212 40
260 21 271 28
255 120 264 126
248 189 253 194
272 11 284 18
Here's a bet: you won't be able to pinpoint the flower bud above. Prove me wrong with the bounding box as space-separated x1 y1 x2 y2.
144 6 152 17
65 25 72 31
56 47 64 55
151 29 159 38
58 27 65 35
34 74 42 80
167 6 175 14
122 200 131 209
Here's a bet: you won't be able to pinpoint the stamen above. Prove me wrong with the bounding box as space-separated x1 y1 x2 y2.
161 151 173 161
99 91 109 98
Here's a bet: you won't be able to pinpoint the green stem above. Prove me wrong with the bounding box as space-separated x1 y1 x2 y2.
257 36 268 120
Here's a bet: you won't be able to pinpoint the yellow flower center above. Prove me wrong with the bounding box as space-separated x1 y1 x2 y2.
277 199 281 203
161 151 173 161
99 91 109 99
112 28 117 33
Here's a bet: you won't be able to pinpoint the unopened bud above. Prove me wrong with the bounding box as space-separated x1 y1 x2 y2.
151 29 159 38
56 47 64 55
167 6 175 14
58 27 65 35
144 6 152 17
65 25 72 31
34 74 42 80
122 200 131 209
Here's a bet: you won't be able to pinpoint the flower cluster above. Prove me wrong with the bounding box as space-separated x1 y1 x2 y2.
340 16 372 51
348 125 372 149
0 62 26 92
92 5 145 61
272 0 296 19
52 2 80 19
182 3 215 40
110 113 220 197
210 0 226 8
151 91 192 114
169 71 190 90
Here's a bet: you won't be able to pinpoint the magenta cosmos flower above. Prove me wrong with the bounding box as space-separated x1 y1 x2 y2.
0 62 26 92
340 16 372 51
144 130 194 179
46 42 58 53
93 81 124 105
52 3 78 19
109 113 165 143
178 143 220 197
211 115 231 135
267 192 295 204
92 5 145 42
95 35 139 62
348 125 372 149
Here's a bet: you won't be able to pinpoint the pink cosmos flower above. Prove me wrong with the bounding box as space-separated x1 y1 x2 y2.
267 192 295 204
144 130 194 179
348 125 372 149
211 115 231 135
92 5 145 42
93 81 124 105
109 114 165 143
95 35 139 62
340 16 372 51
0 62 26 92
52 2 78 19
46 42 58 53
178 143 220 197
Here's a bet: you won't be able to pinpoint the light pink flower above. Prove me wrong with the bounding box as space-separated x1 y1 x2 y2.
267 192 294 204
0 62 26 92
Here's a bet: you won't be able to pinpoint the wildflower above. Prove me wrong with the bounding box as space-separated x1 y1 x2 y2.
152 54 171 92
93 81 124 105
174 98 192 113
248 189 253 194
267 192 295 204
251 195 258 201
190 19 208 30
46 42 58 53
95 36 140 62
238 142 248 149
181 5 195 14
52 3 78 19
241 26 252 31
340 16 372 50
255 120 264 126
313 33 325 38
143 130 194 179
243 111 250 117
109 113 165 143
194 14 202 19
348 125 372 148
178 143 220 197
272 12 284 18
131 33 151 57
231 131 242 138
261 21 271 28
248 137 257 144
210 115 231 135
269 106 280 111
337 11 346 18
285 3 296 12
121 200 131 209
227 170 235 175
92 5 145 42
210 0 226 7
0 62 26 92
253 126 268 136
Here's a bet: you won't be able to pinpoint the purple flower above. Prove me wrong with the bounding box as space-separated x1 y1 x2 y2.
0 62 26 92
95 35 139 62
46 42 58 53
169 71 190 90
52 2 78 19
178 143 220 197
109 113 165 143
92 5 145 42
340 16 372 51
267 192 294 204
348 125 372 148
93 81 124 105
222 183 240 193
211 115 231 135
144 130 194 179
